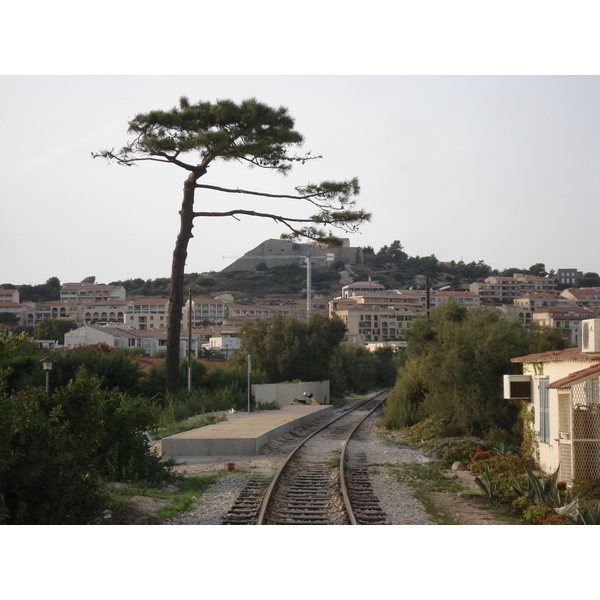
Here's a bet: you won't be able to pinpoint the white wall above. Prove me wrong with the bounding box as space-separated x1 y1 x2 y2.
252 381 330 407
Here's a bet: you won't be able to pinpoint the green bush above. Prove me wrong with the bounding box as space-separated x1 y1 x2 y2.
156 384 248 423
11 343 145 395
0 383 108 524
441 444 479 468
0 367 172 524
139 359 207 399
522 504 567 525
382 301 566 438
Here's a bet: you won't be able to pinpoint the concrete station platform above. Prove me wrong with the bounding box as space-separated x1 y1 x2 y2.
160 404 333 460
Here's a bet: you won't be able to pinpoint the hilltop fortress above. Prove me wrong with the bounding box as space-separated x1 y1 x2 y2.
222 238 364 272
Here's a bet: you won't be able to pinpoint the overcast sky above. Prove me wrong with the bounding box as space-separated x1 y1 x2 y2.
2 4 599 288
2 75 599 286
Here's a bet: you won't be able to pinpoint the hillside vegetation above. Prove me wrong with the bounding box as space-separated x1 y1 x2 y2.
107 240 546 302
4 240 575 304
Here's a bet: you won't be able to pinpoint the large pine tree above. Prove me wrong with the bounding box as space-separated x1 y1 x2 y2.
94 98 369 394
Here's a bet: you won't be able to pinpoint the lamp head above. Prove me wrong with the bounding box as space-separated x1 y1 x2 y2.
40 357 56 371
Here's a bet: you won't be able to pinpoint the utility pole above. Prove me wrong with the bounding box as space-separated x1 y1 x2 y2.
223 251 333 322
247 354 252 413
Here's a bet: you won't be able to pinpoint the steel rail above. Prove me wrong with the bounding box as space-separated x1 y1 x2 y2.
339 392 388 524
256 390 388 525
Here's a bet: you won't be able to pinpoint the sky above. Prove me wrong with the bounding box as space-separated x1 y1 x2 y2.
3 74 599 287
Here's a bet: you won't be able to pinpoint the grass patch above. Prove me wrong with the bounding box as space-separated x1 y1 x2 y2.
326 456 341 469
105 473 222 520
151 413 225 440
390 462 464 525
395 462 463 494
254 401 281 411
158 475 220 519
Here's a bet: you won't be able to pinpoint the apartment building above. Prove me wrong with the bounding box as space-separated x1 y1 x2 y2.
429 290 480 309
560 287 600 310
333 306 410 344
514 292 569 312
1 302 34 326
330 288 478 345
0 289 19 303
125 298 169 330
470 274 557 304
341 281 385 298
80 301 128 324
557 269 583 287
61 282 126 304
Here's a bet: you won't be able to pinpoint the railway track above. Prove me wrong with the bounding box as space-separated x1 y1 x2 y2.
222 391 388 525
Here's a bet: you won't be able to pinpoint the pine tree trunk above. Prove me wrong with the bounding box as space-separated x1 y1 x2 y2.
165 172 200 395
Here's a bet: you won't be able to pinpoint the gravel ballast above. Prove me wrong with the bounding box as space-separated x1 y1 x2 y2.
166 404 436 525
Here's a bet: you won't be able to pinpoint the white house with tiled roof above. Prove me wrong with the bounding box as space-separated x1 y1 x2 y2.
64 324 196 357
507 319 600 483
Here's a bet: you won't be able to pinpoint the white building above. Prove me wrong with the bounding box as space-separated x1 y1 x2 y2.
204 336 241 359
61 283 126 304
507 319 600 483
125 298 169 329
64 324 196 358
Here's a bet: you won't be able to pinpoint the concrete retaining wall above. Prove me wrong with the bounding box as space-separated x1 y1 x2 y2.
252 380 330 407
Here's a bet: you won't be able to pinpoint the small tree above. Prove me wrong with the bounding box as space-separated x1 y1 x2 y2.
236 314 347 383
94 97 370 394
33 318 78 345
381 300 568 439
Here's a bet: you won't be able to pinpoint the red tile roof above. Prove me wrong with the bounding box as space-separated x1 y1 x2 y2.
511 347 600 364
548 363 600 389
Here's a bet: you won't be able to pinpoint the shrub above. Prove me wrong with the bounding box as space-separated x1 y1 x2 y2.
139 359 207 399
13 344 145 394
468 449 528 478
441 444 479 468
522 504 567 525
572 479 600 500
0 367 172 524
0 383 108 524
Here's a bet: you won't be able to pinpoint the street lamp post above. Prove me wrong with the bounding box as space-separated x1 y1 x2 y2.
186 289 194 393
40 356 56 395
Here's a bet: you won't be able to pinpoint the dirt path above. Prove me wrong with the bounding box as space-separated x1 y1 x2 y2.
431 470 513 524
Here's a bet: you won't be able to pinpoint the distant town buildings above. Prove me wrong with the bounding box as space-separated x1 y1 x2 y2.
60 283 126 304
469 273 557 304
2 264 599 354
